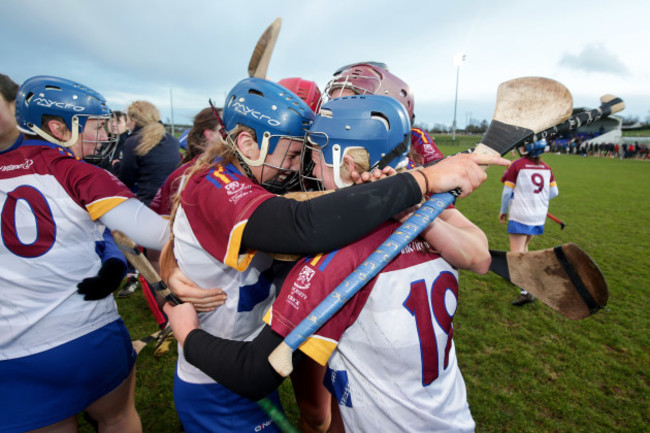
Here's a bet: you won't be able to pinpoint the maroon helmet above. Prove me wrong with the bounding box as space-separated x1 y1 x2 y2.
278 77 322 112
322 62 414 120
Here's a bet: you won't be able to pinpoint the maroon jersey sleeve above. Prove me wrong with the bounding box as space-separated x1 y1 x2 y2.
179 162 275 270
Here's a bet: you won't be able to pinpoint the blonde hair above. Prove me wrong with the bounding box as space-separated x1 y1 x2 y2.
339 148 370 180
339 148 409 182
127 101 167 156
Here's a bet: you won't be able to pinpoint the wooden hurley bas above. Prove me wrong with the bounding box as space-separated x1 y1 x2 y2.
489 243 609 320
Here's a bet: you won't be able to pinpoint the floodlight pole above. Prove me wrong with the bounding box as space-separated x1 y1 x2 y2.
452 54 465 142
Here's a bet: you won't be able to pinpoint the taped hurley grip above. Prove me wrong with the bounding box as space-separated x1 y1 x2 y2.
488 250 511 281
480 120 535 156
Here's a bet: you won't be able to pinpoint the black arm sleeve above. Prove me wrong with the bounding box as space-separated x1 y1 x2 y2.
184 326 304 401
243 172 422 254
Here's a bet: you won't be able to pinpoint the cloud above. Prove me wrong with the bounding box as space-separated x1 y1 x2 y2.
558 44 629 75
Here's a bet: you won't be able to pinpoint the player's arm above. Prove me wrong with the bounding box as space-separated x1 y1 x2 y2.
99 198 170 250
420 208 491 274
243 172 421 255
499 184 514 223
244 152 508 255
549 182 559 200
163 303 300 401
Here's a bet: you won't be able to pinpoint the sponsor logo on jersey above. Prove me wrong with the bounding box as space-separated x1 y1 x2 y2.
225 181 253 204
287 264 315 310
225 181 246 195
254 419 273 431
401 240 430 255
231 101 282 127
295 265 315 290
32 97 85 112
0 159 34 172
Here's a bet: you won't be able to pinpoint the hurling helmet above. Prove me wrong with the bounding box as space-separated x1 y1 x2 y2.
524 138 549 157
278 77 322 112
304 94 411 189
15 75 112 147
223 77 314 167
322 62 415 120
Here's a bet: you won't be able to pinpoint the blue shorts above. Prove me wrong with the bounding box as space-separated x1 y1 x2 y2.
174 371 284 433
0 319 136 433
508 220 544 235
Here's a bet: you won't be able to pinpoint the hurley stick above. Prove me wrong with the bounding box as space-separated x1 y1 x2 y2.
111 230 181 307
515 94 625 149
268 77 574 377
547 212 566 229
248 17 282 78
489 243 609 320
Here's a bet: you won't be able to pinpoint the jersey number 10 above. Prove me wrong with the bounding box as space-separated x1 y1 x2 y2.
2 185 56 258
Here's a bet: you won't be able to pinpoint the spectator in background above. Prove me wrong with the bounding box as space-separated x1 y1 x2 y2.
180 106 223 164
105 110 130 174
117 100 180 298
119 100 180 206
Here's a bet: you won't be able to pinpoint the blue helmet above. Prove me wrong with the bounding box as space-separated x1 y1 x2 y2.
15 75 112 149
304 94 411 189
178 128 189 150
524 138 548 157
223 77 314 168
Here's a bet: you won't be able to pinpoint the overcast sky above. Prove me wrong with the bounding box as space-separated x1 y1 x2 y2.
2 0 648 129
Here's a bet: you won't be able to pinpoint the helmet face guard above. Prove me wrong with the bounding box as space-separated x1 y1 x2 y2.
81 113 119 165
302 95 411 190
257 135 305 194
320 63 414 119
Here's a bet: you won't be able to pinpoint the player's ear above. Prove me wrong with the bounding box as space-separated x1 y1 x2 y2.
47 119 71 141
236 131 260 160
341 153 358 180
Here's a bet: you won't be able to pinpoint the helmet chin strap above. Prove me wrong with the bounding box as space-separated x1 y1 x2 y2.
28 116 80 148
332 144 352 189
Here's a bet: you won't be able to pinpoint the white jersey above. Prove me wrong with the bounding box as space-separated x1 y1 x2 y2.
267 222 475 432
172 161 286 384
0 137 133 360
501 158 556 226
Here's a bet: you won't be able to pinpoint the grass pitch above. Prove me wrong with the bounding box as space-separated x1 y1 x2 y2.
81 135 649 432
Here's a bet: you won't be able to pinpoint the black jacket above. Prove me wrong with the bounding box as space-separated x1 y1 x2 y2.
118 127 180 206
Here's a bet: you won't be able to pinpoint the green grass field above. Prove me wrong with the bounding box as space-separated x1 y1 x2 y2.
83 136 649 432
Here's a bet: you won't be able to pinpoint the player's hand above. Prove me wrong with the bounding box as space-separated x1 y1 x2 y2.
166 265 227 312
418 153 510 199
77 258 126 301
499 213 508 224
163 302 199 348
350 166 397 184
